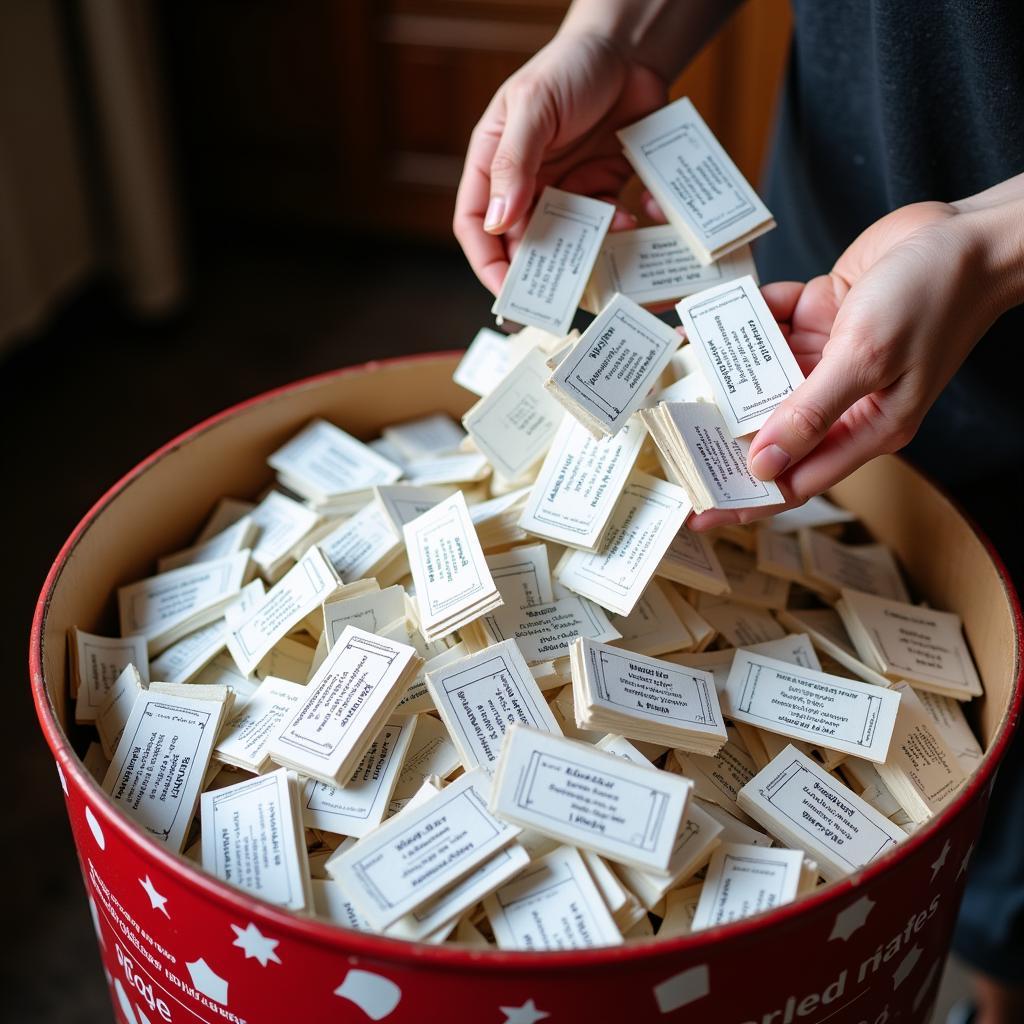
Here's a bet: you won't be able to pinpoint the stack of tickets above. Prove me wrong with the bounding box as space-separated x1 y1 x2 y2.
68 92 989 953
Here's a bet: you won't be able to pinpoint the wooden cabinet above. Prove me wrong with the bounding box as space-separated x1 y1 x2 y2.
162 1 791 239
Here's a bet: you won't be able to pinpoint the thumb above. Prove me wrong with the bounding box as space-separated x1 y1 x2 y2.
747 344 878 481
485 82 555 234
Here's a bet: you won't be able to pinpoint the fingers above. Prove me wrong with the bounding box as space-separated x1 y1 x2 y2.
454 124 510 295
640 190 666 223
485 81 557 234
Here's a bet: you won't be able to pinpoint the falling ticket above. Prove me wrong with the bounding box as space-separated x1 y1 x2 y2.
677 275 804 437
491 186 615 337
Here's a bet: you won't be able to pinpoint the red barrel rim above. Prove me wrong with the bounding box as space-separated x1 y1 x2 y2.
29 351 1024 971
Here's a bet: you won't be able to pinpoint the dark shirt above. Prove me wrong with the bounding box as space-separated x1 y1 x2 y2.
757 0 1024 488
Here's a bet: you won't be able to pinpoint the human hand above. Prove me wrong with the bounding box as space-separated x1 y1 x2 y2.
453 30 667 295
688 200 1020 530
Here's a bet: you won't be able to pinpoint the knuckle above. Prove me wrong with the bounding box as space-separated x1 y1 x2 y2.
787 401 832 443
884 417 918 452
490 148 522 180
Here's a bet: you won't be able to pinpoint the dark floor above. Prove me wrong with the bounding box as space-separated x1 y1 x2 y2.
1 232 490 1023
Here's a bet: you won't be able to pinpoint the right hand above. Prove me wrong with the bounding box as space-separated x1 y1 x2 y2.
453 30 667 295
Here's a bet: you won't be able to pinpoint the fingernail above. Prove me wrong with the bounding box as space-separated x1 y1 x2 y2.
484 196 506 232
750 444 791 481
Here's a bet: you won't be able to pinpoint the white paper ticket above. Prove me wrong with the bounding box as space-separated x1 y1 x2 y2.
738 746 905 881
491 726 691 872
617 96 775 263
800 529 909 602
118 551 251 655
214 677 308 772
318 501 401 581
248 491 319 576
158 514 257 573
662 401 784 508
300 717 417 837
673 726 757 815
655 526 729 594
462 348 566 482
388 843 531 943
72 629 149 722
577 638 727 746
518 414 645 550
427 639 561 772
268 626 420 785
914 690 983 770
723 650 900 762
453 326 535 398
546 293 680 437
555 473 691 615
96 664 146 758
391 714 461 805
200 768 310 911
102 691 225 851
268 418 401 501
677 275 804 437
374 484 457 531
486 544 554 608
585 225 758 311
403 491 499 639
332 769 520 930
691 842 803 931
479 595 621 663
227 547 340 676
492 186 615 336
311 878 371 931
322 585 407 647
485 845 622 950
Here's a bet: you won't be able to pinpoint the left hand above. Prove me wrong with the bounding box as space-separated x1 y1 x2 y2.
688 199 1019 530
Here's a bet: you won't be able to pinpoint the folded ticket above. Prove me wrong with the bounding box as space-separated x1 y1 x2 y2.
545 293 681 438
427 639 562 773
331 769 520 930
102 690 228 851
723 650 900 763
268 626 421 785
491 187 615 336
403 491 502 641
267 418 402 506
517 414 644 551
583 224 758 312
300 717 418 837
677 275 804 437
618 96 775 264
641 401 783 513
555 472 691 615
462 348 566 483
214 676 308 772
478 594 620 663
118 551 251 656
738 746 905 882
484 845 622 950
691 842 805 931
490 726 691 872
227 547 341 676
71 628 149 722
571 637 727 754
200 768 312 911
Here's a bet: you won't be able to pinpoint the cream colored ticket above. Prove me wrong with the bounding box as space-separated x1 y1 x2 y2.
331 769 520 930
491 186 615 336
96 664 146 758
618 97 774 264
427 639 562 773
738 746 905 882
484 845 622 950
322 585 407 646
403 491 500 639
691 842 803 931
317 501 402 581
723 650 900 762
453 326 534 398
102 690 226 851
555 472 691 615
490 726 691 872
200 768 311 911
518 413 644 550
479 594 620 663
227 547 340 676
158 514 258 573
677 275 804 437
374 484 457 531
300 717 417 837
213 676 308 772
546 293 681 437
462 348 565 482
800 529 909 602
486 543 554 608
267 626 420 785
72 628 149 722
585 225 758 311
248 490 320 577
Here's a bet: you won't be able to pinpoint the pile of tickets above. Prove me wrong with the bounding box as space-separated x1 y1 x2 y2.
70 96 985 950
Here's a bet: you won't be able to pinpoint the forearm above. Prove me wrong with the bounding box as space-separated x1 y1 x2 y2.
953 172 1024 313
561 0 743 84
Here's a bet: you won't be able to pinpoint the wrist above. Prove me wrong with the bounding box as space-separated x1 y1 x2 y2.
952 199 1024 315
